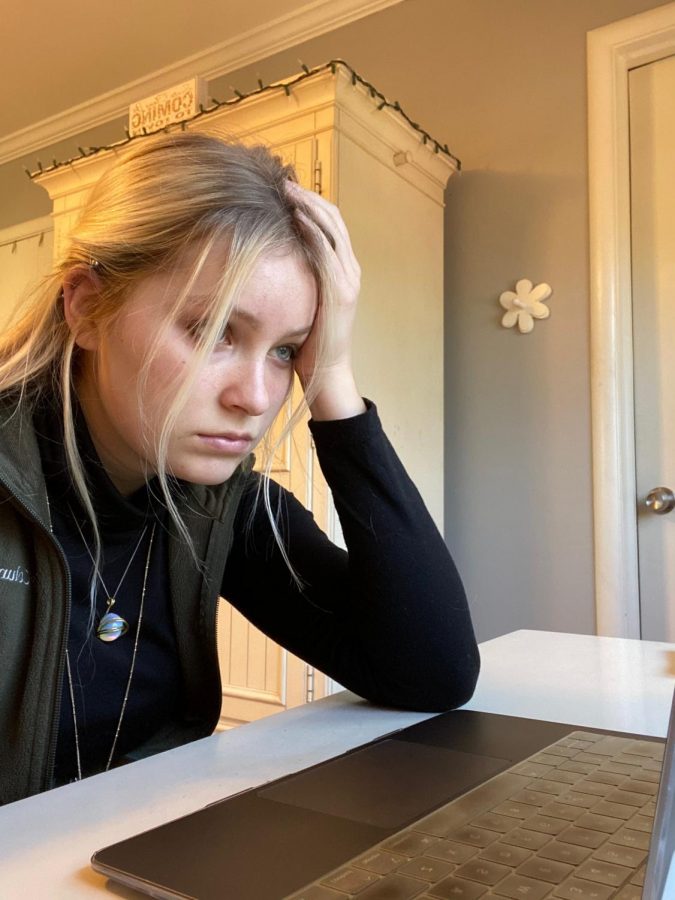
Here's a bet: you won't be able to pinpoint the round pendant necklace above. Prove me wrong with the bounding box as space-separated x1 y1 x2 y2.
65 522 157 779
72 515 149 642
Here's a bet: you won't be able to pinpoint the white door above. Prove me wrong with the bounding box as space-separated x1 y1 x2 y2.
630 54 675 641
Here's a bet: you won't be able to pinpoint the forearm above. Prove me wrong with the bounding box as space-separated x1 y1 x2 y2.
308 402 479 708
223 403 479 712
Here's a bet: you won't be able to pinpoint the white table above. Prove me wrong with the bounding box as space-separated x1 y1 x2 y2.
1 630 673 898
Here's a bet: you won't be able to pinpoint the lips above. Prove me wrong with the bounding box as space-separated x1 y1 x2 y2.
207 431 254 442
197 432 255 454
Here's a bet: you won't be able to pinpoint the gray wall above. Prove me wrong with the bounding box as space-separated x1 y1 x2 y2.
1 0 666 640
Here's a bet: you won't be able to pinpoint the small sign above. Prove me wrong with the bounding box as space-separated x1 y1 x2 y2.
129 77 207 137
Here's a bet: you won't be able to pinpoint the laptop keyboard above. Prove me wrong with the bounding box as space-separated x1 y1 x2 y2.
287 730 664 900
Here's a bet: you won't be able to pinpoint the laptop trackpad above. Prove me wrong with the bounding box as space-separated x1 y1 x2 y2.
259 738 508 829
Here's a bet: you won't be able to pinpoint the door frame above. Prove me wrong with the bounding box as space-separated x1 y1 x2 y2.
588 1 675 637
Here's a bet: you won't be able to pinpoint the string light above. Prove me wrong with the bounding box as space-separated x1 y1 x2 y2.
26 59 460 179
0 230 46 253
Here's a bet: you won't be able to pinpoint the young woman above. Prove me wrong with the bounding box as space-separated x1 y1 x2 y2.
0 133 479 805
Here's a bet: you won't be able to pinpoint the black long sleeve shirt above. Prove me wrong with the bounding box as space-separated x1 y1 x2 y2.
36 401 479 785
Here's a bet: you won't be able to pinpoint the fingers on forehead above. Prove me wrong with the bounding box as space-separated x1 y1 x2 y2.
294 207 337 252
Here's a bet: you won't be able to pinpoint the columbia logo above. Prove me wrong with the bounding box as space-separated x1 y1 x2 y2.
0 566 30 585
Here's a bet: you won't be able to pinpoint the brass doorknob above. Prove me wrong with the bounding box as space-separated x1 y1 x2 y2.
645 486 675 515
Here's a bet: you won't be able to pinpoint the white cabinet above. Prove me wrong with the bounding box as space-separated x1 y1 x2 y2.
35 66 456 727
0 217 54 329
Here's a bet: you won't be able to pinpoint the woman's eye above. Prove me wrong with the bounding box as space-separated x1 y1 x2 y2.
186 321 231 347
214 328 232 347
185 319 209 341
273 344 296 364
185 320 202 339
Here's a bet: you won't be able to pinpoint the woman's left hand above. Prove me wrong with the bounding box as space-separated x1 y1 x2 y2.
286 181 366 421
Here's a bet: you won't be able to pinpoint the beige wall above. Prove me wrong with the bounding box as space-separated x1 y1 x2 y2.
0 0 667 640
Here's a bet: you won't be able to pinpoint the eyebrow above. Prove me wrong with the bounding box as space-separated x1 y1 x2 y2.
230 307 314 339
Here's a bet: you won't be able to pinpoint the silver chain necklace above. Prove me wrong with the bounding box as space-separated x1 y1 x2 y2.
72 514 148 642
65 522 157 780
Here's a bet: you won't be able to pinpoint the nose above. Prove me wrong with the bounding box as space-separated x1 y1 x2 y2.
218 356 270 417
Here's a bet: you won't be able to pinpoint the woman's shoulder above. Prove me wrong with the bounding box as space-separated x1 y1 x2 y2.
0 392 47 504
0 390 33 434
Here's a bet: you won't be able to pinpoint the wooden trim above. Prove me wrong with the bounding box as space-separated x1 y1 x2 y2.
588 1 675 637
221 686 285 705
0 0 403 166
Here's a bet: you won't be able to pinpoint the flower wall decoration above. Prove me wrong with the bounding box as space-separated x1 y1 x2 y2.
499 279 552 334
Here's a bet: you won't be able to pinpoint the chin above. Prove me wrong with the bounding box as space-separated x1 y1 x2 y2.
169 457 244 486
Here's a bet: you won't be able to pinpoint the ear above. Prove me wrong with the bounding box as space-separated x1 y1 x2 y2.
62 266 104 351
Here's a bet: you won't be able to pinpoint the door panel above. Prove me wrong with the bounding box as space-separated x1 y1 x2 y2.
630 54 675 641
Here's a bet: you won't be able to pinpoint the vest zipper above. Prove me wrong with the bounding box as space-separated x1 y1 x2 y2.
0 475 71 793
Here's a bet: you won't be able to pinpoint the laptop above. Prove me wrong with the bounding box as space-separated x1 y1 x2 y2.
91 688 675 900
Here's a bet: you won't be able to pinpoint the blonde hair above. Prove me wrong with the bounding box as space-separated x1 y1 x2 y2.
0 132 336 606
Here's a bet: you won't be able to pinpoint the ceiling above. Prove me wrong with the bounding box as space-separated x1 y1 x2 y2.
2 0 403 162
